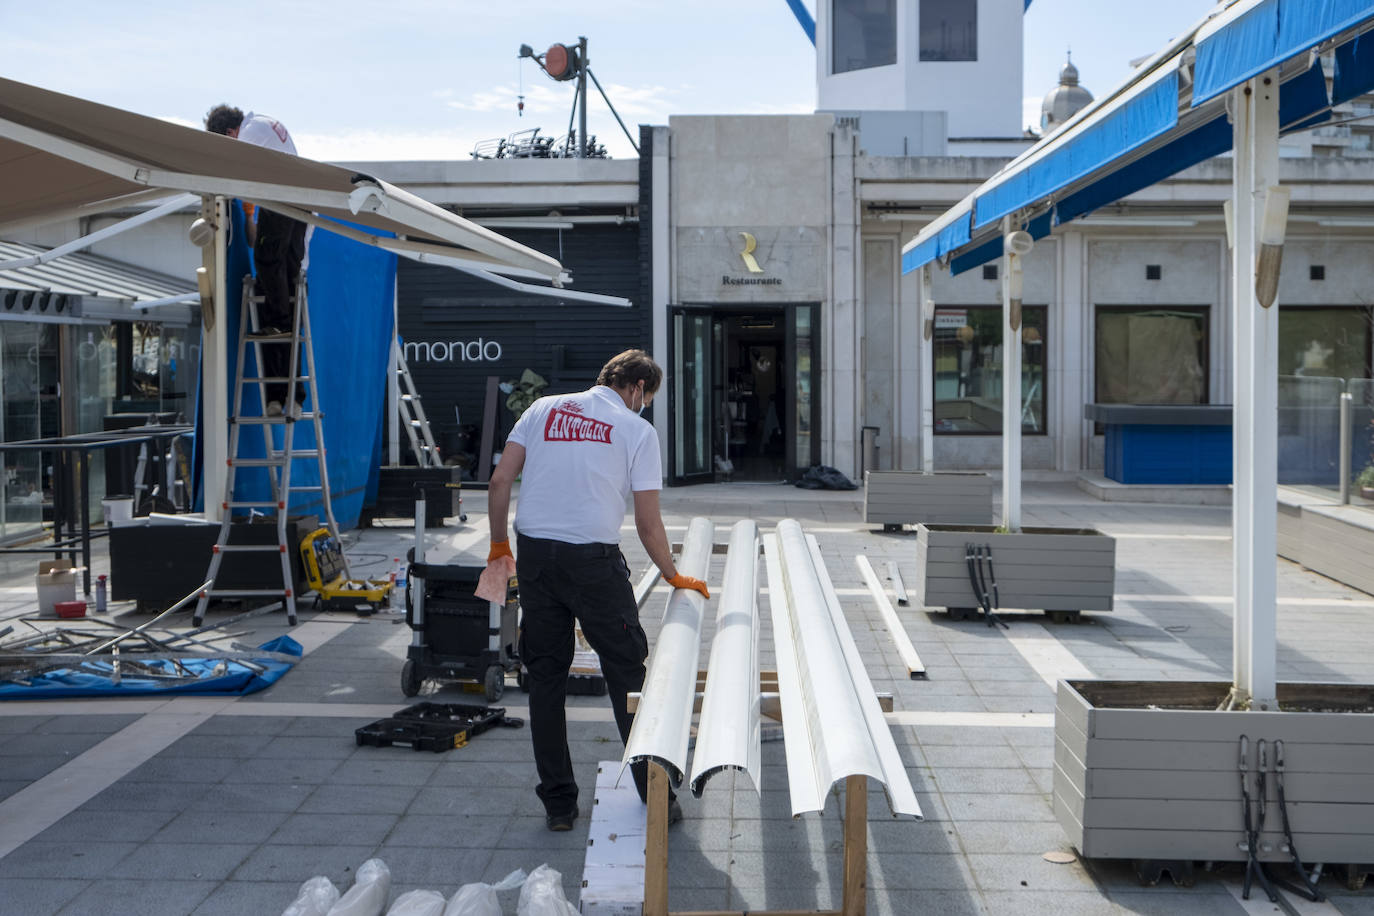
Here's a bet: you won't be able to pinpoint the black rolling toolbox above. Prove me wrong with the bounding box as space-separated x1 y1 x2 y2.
355 702 523 752
401 556 520 702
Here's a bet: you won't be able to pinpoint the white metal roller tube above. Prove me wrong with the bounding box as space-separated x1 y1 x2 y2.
689 519 761 797
620 516 714 787
766 519 922 818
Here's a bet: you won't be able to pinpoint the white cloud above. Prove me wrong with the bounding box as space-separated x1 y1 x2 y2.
1022 96 1043 133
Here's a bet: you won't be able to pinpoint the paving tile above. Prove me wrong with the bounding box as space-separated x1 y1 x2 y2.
979 889 1119 915
480 848 585 887
299 781 419 815
114 842 255 880
0 716 46 735
57 879 216 916
185 782 314 813
189 881 304 916
218 756 341 784
0 840 137 879
926 766 1040 795
123 755 240 783
409 785 532 818
230 843 377 883
152 809 292 845
940 793 1056 823
30 714 141 735
0 733 106 757
966 852 1101 892
869 888 985 916
80 780 209 812
867 851 978 890
387 814 515 849
330 755 441 786
0 876 88 914
728 849 837 888
954 821 1074 855
34 808 177 844
184 715 295 737
267 812 399 846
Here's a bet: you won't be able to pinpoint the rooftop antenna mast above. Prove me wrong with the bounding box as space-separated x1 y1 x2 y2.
518 36 639 157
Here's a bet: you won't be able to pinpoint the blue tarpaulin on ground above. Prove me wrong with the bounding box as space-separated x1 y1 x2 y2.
194 214 396 529
0 636 302 699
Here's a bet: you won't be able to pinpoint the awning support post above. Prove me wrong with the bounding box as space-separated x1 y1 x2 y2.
920 265 935 474
1000 220 1029 533
1230 71 1281 710
202 195 229 523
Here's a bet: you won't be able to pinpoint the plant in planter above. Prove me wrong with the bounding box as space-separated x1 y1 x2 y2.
1357 464 1374 500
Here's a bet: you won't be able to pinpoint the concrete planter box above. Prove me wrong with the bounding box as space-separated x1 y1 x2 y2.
913 523 1115 618
1055 679 1374 873
864 471 993 530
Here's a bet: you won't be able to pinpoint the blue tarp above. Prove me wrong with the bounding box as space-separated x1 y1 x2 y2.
1334 31 1374 103
950 210 1052 276
195 215 396 529
1193 0 1374 105
973 68 1180 231
0 636 302 700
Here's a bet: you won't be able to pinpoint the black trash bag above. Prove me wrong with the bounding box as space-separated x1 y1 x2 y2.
794 464 858 490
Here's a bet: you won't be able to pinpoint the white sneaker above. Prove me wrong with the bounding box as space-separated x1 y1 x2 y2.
284 401 303 420
265 400 284 418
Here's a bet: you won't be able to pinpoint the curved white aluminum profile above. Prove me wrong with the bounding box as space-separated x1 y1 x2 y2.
764 519 922 818
689 519 761 797
620 516 714 787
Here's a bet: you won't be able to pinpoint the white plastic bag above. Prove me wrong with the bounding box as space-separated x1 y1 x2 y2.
444 868 526 916
386 889 445 916
517 864 578 916
327 858 392 916
282 876 340 916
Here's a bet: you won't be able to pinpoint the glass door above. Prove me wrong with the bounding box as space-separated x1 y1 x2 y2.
787 304 820 475
670 309 714 483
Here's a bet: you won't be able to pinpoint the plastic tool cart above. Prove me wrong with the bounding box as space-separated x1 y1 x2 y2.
402 556 519 702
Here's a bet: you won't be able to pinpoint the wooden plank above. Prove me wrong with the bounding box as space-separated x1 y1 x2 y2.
1086 768 1374 803
1079 798 1374 834
1053 733 1088 792
1054 769 1087 827
842 775 867 916
1086 702 1374 743
1055 681 1095 741
644 762 670 916
1081 738 1374 774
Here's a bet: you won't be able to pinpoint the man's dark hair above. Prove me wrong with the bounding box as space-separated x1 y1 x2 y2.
204 104 244 135
597 349 662 395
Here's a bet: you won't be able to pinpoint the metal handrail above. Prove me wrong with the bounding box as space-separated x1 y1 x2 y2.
689 519 761 797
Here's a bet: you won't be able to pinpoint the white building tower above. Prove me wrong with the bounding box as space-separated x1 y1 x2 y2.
816 0 1026 147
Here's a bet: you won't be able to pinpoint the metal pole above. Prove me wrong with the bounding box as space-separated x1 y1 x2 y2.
577 36 588 158
1231 72 1281 711
920 266 935 474
388 273 401 467
1000 225 1023 533
203 196 229 523
1340 391 1353 505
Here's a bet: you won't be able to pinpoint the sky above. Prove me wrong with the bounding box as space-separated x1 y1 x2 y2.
0 0 1219 162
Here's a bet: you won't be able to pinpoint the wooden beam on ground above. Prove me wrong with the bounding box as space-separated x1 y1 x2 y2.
644 761 670 916
842 775 868 916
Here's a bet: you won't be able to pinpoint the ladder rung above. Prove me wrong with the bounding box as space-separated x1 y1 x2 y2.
203 588 293 597
289 485 325 492
242 376 310 383
400 394 419 401
270 450 321 459
230 458 286 467
214 544 287 554
234 414 318 424
224 500 286 508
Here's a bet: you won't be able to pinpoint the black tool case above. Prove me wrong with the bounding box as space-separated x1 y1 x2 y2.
401 555 520 702
354 702 523 752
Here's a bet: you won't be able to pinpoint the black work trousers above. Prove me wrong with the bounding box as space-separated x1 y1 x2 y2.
253 207 307 406
516 534 670 817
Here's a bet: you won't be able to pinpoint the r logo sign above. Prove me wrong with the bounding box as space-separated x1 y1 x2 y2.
738 232 764 274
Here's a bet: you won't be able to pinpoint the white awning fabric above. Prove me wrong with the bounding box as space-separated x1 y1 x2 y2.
0 76 565 282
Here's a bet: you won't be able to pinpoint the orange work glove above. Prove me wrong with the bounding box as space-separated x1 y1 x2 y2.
667 573 710 599
488 539 513 562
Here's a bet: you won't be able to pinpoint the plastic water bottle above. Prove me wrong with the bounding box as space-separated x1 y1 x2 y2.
395 558 408 595
95 575 107 614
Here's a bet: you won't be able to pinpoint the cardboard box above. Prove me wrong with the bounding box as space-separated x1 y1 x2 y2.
36 560 77 618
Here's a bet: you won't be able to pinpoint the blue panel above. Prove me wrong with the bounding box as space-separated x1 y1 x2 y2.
1279 58 1332 130
784 0 816 45
1334 32 1374 104
1194 0 1374 104
1104 423 1233 485
973 70 1179 230
901 210 972 274
1055 115 1231 225
950 236 1002 276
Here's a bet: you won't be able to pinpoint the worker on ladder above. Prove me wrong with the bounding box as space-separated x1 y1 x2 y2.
204 104 308 418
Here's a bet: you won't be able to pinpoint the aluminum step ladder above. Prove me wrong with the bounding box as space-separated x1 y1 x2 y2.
395 339 441 467
193 275 349 626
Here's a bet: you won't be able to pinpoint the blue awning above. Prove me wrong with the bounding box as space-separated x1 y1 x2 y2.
900 199 972 275
1193 0 1374 104
1334 31 1374 103
973 64 1180 232
951 210 1051 276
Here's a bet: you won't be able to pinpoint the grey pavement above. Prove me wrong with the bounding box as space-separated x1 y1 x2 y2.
0 479 1371 914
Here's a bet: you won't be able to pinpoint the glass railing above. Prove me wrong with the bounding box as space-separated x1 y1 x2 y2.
1278 374 1374 502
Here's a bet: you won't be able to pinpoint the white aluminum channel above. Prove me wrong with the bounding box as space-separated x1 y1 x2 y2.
689 519 761 797
854 554 925 679
764 520 921 817
620 516 714 787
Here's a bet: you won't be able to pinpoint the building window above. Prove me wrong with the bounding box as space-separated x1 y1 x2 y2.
1095 307 1209 407
932 306 1047 434
920 0 977 62
832 0 897 74
1278 306 1372 381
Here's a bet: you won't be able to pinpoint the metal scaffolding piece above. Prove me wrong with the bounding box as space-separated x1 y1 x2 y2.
689 519 761 797
855 554 925 679
764 520 922 818
621 516 714 787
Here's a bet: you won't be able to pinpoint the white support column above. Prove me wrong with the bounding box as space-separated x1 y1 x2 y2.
202 196 229 523
920 265 935 473
1001 227 1024 533
1056 232 1086 473
651 127 671 475
1231 72 1281 710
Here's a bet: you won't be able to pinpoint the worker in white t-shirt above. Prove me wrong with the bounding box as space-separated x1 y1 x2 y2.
204 104 307 417
487 349 709 832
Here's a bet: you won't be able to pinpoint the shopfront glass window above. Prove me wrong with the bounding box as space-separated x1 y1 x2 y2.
932 306 1046 434
794 306 814 462
1095 307 1209 405
1 322 53 542
159 323 200 419
1278 306 1371 382
832 0 897 74
674 313 711 478
920 0 977 62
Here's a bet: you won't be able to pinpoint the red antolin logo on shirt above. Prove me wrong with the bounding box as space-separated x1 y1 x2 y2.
544 402 613 443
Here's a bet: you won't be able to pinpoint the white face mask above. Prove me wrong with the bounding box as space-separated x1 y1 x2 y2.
633 385 646 416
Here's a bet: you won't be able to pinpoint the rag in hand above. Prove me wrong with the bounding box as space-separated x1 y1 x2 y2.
475 555 516 603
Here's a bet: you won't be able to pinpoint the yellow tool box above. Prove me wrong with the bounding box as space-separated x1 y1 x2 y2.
299 528 393 613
